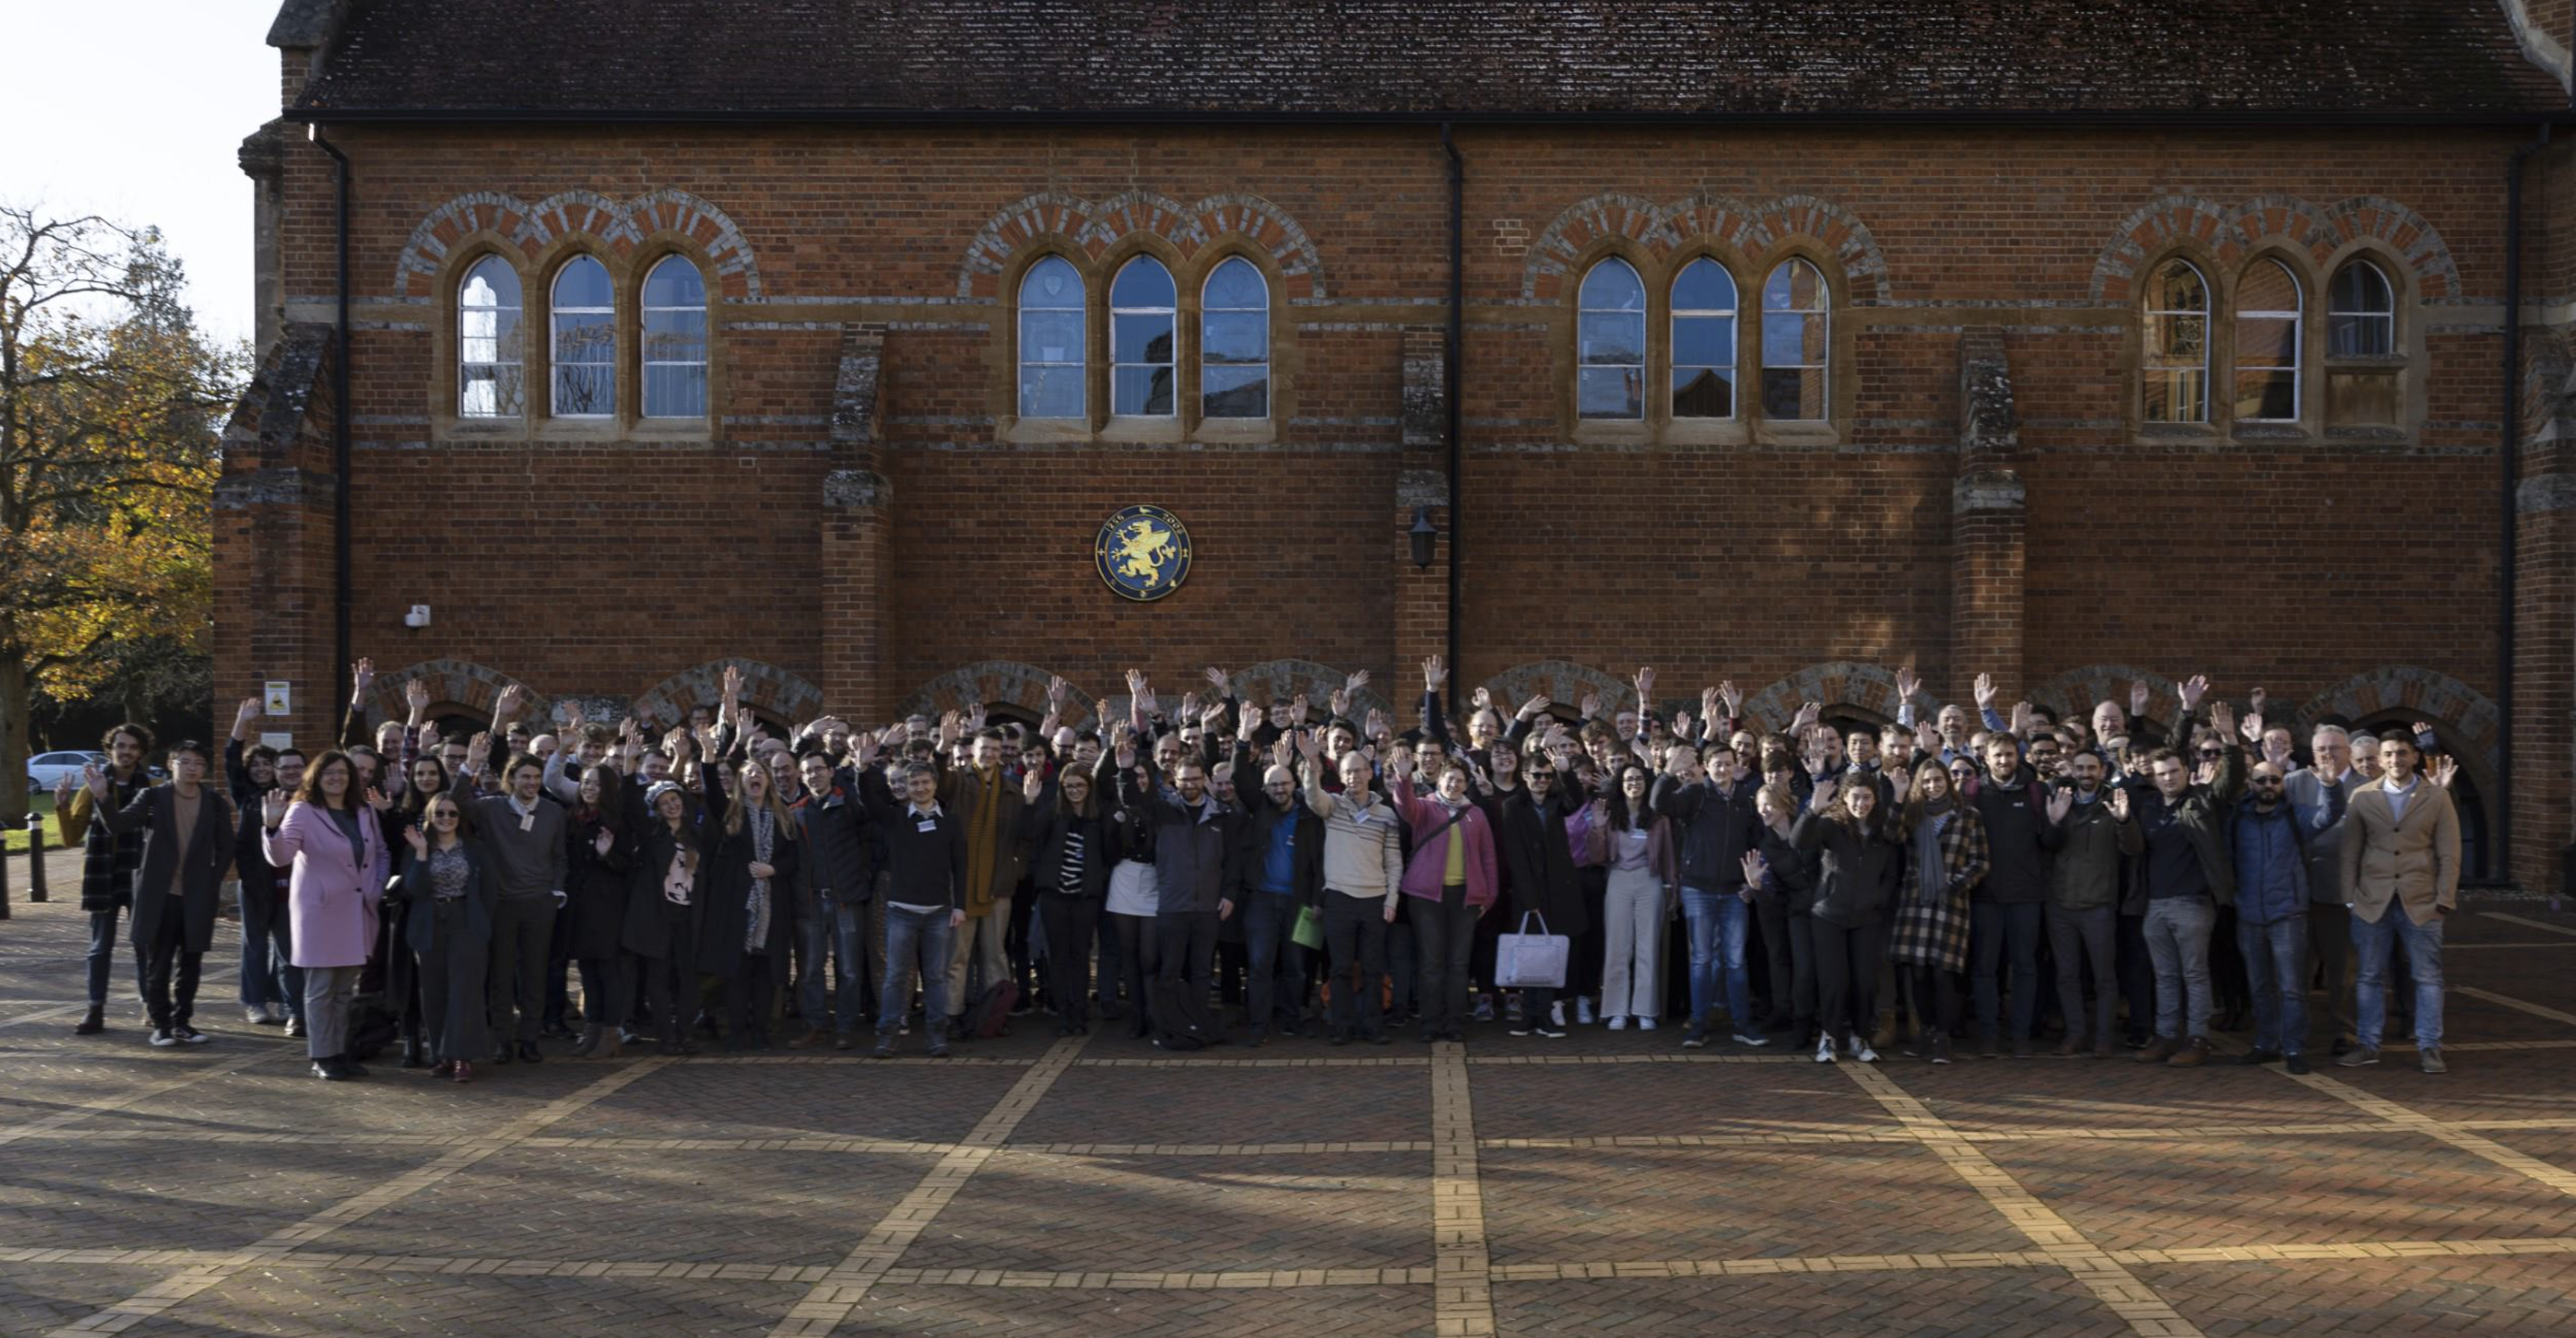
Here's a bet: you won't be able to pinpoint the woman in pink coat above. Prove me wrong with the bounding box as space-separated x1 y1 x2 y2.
1387 751 1498 1044
261 749 389 1080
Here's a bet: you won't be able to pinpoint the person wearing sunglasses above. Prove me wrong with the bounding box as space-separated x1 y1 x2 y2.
1495 759 1589 1040
2123 677 2243 1069
2229 761 2315 1073
398 794 493 1083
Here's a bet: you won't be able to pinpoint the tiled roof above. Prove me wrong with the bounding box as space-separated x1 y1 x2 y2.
288 1 2567 119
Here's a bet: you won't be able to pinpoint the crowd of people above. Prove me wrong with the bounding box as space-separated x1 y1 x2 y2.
50 654 2465 1084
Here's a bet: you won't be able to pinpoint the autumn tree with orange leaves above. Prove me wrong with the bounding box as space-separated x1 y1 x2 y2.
1 205 243 828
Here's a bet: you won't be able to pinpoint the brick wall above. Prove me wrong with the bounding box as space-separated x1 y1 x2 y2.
218 121 2570 887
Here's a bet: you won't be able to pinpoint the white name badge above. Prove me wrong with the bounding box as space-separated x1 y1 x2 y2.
519 814 535 833
916 820 938 833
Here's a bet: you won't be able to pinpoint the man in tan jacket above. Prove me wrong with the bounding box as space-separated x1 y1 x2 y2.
2335 735 2460 1074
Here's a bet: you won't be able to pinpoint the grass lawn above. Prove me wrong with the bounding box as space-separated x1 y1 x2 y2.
3 794 62 855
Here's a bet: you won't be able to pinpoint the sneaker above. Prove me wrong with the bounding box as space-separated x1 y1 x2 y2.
1508 1023 1534 1038
926 1037 952 1058
149 1028 177 1047
2285 1053 2311 1075
872 1036 896 1059
245 1006 268 1025
174 1025 210 1045
1638 1018 1658 1031
2419 1047 2448 1074
1576 997 1597 1025
1850 1036 1879 1064
1534 1025 1567 1039
1813 1035 1836 1064
1606 1015 1628 1031
2166 1037 2210 1067
1681 1024 1706 1049
2133 1036 2178 1064
2337 1047 2380 1067
1503 996 1524 1023
1931 1034 1954 1064
1731 1032 1769 1048
282 1017 304 1038
1473 995 1496 1023
1549 1001 1567 1028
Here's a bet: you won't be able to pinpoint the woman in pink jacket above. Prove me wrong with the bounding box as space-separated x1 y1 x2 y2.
261 749 389 1080
1388 752 1498 1043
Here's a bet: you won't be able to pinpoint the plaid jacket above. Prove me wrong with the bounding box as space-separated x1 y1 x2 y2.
1887 803 1991 973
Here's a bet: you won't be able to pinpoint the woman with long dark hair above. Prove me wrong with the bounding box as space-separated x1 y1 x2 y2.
1887 759 1990 1064
398 791 492 1082
564 764 635 1058
698 757 802 1051
382 750 454 1068
1029 764 1117 1035
261 750 389 1080
1591 762 1676 1031
1791 772 1904 1063
626 779 704 1055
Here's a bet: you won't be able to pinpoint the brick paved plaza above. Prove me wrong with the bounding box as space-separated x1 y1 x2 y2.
4 854 2574 1337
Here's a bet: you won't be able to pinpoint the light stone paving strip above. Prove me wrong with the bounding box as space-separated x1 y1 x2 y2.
1839 1062 2210 1338
766 1034 1088 1338
1429 1038 1496 1338
2285 1068 2576 1199
39 1056 675 1337
2475 911 2576 940
2455 985 2576 1028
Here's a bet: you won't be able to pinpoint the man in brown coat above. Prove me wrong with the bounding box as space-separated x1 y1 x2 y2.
2335 735 2460 1074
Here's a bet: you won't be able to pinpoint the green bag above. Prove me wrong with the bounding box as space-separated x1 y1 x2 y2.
1291 902 1326 951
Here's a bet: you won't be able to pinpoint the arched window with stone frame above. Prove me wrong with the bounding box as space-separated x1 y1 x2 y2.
457 255 524 417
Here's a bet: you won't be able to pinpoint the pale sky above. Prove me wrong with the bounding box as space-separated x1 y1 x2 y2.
7 1 279 347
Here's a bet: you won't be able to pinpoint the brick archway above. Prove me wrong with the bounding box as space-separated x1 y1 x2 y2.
391 187 762 300
2295 666 2501 794
1522 190 1892 304
2028 664 2184 731
897 661 1094 728
1221 659 1394 724
1482 661 1634 719
2088 192 2458 304
359 658 548 730
958 190 1327 302
632 659 823 733
1739 661 1918 734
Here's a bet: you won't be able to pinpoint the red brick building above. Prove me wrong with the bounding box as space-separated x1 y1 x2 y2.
221 1 2576 891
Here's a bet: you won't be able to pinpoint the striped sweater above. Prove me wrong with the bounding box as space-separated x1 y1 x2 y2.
1303 776 1406 908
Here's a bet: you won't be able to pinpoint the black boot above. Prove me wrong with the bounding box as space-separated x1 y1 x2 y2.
73 1005 105 1036
399 1033 428 1069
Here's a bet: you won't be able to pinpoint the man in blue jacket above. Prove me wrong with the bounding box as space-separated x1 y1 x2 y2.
2230 760 2312 1073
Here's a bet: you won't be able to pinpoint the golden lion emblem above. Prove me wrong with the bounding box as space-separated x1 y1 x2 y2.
1114 519 1176 588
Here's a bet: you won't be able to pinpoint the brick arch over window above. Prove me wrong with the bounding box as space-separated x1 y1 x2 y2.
897 661 1096 728
959 190 1326 301
1738 662 1917 734
1221 659 1393 724
357 659 549 730
2027 664 2184 730
393 188 761 301
2090 193 2457 304
631 659 822 732
2295 666 2501 793
1523 191 1891 304
1482 661 1634 718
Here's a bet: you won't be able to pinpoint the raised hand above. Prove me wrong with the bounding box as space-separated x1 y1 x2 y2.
2240 710 2264 744
1344 669 1371 697
1242 704 1266 734
2129 678 2152 717
263 790 291 827
493 684 525 721
1740 849 1768 887
1422 654 1447 692
1200 702 1228 732
1716 680 1742 719
1519 693 1552 720
1364 707 1390 742
1023 768 1047 804
1633 666 1657 704
2208 700 2236 740
562 699 586 731
1973 672 1997 710
1886 768 1911 804
2109 787 2132 821
1791 700 1823 736
2009 701 2032 736
1328 687 1351 719
1699 686 1722 723
351 657 376 700
1579 690 1602 720
1672 710 1694 740
2430 755 2458 789
1047 675 1072 709
1894 664 1920 703
405 823 429 857
2412 720 2438 744
1294 729 1321 762
234 696 262 731
1179 690 1202 724
1915 719 1942 753
1204 665 1231 694
83 762 108 801
2045 787 2073 823
1812 774 1840 809
365 785 392 813
1290 692 1310 725
1271 734 1294 770
405 677 431 718
2179 674 2210 712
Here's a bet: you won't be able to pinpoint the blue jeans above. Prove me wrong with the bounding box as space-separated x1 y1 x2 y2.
2353 904 2444 1051
1969 901 2043 1042
799 896 872 1035
2141 895 2214 1040
2236 914 2310 1056
1679 888 1751 1026
238 881 304 1018
879 904 955 1037
1240 892 1307 1032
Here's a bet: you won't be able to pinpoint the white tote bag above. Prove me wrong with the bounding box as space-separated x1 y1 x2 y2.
1495 911 1570 989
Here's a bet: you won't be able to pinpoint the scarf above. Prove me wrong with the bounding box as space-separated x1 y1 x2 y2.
1913 804 1951 903
744 804 776 953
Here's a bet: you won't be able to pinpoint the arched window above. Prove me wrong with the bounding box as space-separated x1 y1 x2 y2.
1670 258 1737 419
457 256 523 417
1576 258 1645 420
1760 259 1829 421
1201 258 1270 419
550 256 615 417
1016 257 1085 418
2328 259 2395 357
2142 260 2210 424
1111 257 1177 417
641 257 708 419
2235 258 2302 422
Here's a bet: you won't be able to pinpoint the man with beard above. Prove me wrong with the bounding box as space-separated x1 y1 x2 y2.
2231 758 2315 1073
2044 750 2136 1057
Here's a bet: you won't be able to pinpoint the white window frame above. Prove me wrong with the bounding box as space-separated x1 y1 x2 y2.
1110 256 1179 419
549 255 616 419
1670 257 1738 421
457 256 523 418
2142 258 2210 424
2234 258 2303 424
1016 256 1086 420
2327 258 2395 359
1199 256 1270 421
1576 257 1647 421
639 255 708 420
1759 258 1830 423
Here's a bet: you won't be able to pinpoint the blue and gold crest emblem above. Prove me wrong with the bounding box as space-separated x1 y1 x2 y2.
1094 505 1192 602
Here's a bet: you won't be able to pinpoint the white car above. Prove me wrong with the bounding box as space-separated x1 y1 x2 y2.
28 750 107 791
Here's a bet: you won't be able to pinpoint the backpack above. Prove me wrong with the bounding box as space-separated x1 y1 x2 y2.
965 979 1018 1039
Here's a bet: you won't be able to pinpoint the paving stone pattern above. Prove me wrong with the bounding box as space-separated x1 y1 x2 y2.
2 876 2574 1336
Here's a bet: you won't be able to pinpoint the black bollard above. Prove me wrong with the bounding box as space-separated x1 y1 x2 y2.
27 811 47 902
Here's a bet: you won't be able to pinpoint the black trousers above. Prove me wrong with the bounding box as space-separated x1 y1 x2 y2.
1044 895 1103 1025
1155 910 1219 987
724 950 779 1044
138 901 202 1031
486 897 555 1046
636 909 698 1045
1322 893 1389 1038
1413 884 1478 1034
1810 917 1885 1041
1753 897 1796 1021
1111 911 1158 1031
